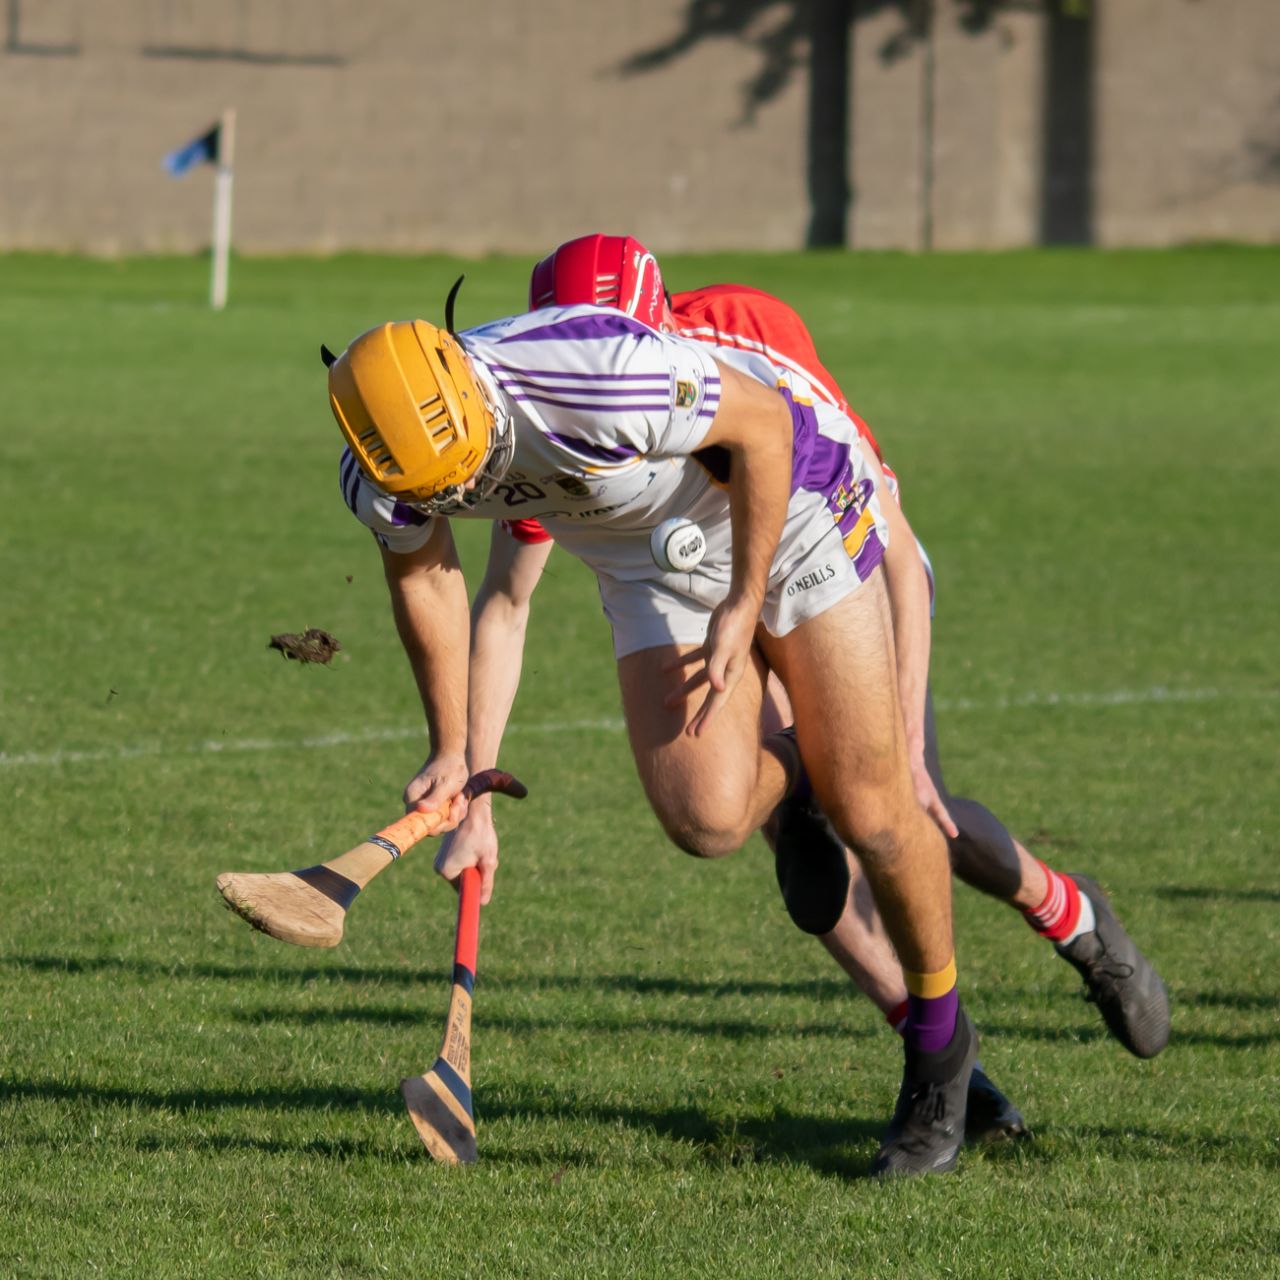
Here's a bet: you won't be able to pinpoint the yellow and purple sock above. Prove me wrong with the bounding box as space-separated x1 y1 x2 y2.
904 957 959 1054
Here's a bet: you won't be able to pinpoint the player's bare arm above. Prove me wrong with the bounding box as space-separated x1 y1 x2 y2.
666 358 793 736
379 519 472 829
435 526 553 902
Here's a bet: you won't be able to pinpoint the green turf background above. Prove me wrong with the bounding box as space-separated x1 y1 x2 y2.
1 248 1277 1277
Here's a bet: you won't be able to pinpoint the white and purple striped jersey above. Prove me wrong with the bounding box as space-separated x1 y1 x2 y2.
340 304 883 594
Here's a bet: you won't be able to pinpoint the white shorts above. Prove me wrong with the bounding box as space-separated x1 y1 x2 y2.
599 491 889 659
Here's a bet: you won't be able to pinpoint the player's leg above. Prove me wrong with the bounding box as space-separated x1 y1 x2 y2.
616 642 788 858
923 691 1169 1058
815 856 910 1014
758 672 908 1010
619 622 924 1005
761 570 976 1175
761 672 1023 1143
620 630 937 1021
920 691 1048 907
763 573 954 980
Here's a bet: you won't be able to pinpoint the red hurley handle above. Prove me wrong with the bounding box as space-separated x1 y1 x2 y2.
454 865 481 976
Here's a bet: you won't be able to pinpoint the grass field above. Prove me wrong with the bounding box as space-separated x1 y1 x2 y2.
1 247 1277 1278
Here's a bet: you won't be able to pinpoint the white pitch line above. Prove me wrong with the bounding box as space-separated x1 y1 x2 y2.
937 685 1278 712
0 718 630 770
0 687 1273 771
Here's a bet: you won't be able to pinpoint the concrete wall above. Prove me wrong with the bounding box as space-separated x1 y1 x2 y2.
1095 0 1280 247
847 0 1280 250
1 0 1278 254
0 0 812 253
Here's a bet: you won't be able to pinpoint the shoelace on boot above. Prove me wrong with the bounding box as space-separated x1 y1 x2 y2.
903 1082 950 1129
1082 948 1136 1003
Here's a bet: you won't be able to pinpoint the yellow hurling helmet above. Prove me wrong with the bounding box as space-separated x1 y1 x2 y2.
327 319 513 515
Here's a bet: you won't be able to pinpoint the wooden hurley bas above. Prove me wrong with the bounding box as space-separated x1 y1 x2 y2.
215 769 527 947
401 863 483 1164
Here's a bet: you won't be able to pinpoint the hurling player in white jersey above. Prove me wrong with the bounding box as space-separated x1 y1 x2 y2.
441 238 1169 1080
328 302 974 1176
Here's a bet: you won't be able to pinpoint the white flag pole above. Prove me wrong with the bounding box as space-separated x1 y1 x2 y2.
210 108 236 311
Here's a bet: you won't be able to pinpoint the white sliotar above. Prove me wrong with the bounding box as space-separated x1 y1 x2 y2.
650 517 707 573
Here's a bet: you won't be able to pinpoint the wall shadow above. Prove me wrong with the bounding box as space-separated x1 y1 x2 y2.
1039 2 1094 243
1245 93 1280 185
139 45 344 67
806 0 852 245
616 0 850 246
616 1 807 125
619 1 1100 248
5 0 79 55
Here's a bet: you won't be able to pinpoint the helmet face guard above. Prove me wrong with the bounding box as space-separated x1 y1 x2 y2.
405 373 515 516
327 320 511 512
529 234 666 328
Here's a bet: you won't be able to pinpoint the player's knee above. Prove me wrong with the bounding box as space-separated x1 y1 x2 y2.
774 833 850 935
669 828 738 859
655 773 752 855
659 790 753 859
665 811 753 859
831 804 912 877
824 785 915 872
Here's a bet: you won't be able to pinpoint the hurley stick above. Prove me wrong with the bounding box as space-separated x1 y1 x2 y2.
215 769 526 948
401 864 482 1164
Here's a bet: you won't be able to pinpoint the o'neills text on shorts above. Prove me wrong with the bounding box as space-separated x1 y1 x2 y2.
786 563 837 597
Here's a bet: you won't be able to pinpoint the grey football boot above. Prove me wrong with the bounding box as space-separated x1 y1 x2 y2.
965 1063 1026 1144
1055 874 1170 1059
871 1009 978 1177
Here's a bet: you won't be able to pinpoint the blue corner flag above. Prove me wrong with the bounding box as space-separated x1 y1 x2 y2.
164 124 221 177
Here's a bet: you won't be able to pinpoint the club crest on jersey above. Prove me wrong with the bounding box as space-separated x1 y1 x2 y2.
831 476 872 518
675 379 698 409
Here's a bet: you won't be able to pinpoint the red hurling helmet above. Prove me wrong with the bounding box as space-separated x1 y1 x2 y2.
528 234 666 328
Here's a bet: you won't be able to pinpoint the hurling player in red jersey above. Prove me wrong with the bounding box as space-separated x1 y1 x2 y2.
434 238 1169 1104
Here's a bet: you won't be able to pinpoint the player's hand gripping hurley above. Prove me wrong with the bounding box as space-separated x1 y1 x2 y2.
215 769 528 947
401 863 483 1163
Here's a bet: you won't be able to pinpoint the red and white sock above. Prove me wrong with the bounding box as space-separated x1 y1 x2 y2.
885 999 909 1036
1023 861 1095 944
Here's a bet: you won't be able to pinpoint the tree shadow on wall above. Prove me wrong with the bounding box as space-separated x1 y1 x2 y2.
1237 91 1280 187
5 0 79 55
617 1 806 128
616 1 1017 125
615 1 1093 247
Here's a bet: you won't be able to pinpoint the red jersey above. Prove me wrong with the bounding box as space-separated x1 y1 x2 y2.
668 284 886 463
501 284 895 545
